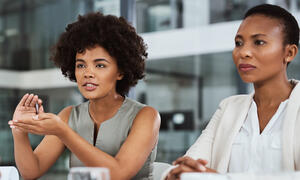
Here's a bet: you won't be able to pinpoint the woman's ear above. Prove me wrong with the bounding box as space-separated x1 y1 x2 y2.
285 44 298 63
117 72 124 80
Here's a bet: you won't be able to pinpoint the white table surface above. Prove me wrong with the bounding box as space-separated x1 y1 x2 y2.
181 172 300 180
0 166 19 180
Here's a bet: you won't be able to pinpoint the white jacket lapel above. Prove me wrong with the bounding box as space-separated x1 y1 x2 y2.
282 80 300 170
213 94 253 172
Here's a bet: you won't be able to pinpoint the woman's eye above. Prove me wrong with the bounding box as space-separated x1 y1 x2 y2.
76 64 85 68
254 40 265 45
235 41 242 47
96 64 105 68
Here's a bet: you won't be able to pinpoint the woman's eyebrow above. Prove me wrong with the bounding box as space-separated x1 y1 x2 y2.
75 59 85 63
94 58 110 63
251 34 267 38
235 34 243 40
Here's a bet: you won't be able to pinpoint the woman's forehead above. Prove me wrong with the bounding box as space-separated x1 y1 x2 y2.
237 15 284 38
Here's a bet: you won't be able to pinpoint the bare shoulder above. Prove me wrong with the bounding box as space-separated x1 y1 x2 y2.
134 106 161 126
57 106 73 123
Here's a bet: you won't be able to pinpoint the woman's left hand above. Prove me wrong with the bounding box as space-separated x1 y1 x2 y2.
8 113 66 136
167 156 217 180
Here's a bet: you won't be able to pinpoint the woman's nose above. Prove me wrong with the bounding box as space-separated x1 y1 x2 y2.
239 44 252 59
84 69 95 78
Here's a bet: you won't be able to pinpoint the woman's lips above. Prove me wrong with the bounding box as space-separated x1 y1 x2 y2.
83 83 98 91
239 64 256 72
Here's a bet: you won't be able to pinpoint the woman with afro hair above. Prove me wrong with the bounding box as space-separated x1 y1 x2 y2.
9 12 160 180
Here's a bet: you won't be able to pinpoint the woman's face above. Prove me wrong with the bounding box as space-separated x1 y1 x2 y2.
232 14 288 84
75 45 123 100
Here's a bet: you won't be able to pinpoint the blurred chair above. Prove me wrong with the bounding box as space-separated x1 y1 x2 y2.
0 166 19 180
153 162 171 180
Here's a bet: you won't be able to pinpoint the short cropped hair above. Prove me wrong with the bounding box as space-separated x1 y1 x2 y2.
244 4 299 47
51 12 147 96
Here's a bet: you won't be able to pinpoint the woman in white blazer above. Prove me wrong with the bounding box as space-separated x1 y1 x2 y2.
165 4 300 180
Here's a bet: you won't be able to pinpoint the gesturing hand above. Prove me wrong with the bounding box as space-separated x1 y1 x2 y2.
13 93 43 120
166 156 217 180
10 93 43 134
9 113 66 137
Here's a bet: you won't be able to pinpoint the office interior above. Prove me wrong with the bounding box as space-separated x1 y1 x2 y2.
1 0 300 179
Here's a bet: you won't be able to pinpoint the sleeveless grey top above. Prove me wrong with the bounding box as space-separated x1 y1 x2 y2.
68 97 157 180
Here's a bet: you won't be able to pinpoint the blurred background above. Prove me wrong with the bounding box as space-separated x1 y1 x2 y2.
0 0 300 179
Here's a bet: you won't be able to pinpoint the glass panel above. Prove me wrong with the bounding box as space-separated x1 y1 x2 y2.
136 0 184 33
210 0 267 23
0 87 82 178
136 51 242 162
136 0 270 33
288 54 300 80
94 0 120 16
0 0 120 71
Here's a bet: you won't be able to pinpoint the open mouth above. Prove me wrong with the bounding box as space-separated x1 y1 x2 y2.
83 83 98 90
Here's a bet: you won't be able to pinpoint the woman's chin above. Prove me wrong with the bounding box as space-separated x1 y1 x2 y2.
239 76 256 84
81 94 98 100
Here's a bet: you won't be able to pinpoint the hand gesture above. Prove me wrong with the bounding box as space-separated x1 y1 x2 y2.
9 113 66 137
10 94 43 134
166 156 217 180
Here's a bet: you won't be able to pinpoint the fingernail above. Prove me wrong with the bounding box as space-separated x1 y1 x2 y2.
199 165 206 171
10 125 15 129
13 119 18 122
8 121 13 125
33 115 38 120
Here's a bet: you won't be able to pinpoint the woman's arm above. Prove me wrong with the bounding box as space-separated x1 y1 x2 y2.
184 99 227 161
12 106 161 180
11 94 72 179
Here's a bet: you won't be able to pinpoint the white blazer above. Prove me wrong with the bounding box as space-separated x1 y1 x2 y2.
185 79 300 173
161 80 300 180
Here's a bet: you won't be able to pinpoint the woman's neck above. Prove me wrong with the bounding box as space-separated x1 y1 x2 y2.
89 93 125 123
253 75 293 107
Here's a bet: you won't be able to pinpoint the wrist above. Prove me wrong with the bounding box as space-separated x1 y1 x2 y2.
12 128 28 138
56 121 68 138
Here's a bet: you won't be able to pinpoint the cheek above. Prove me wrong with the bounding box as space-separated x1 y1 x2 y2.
74 71 80 80
258 48 284 65
232 50 239 65
74 71 84 83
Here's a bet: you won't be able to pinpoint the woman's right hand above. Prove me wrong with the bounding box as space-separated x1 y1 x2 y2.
10 93 43 135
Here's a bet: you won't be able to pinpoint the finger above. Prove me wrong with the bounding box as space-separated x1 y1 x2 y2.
40 105 44 113
37 113 54 120
13 122 40 132
9 124 16 129
18 93 29 106
38 99 43 107
13 118 38 126
13 126 42 135
185 159 206 172
197 159 208 166
36 99 44 113
175 156 206 172
173 156 187 165
173 156 194 165
24 94 34 107
29 95 39 107
169 165 196 178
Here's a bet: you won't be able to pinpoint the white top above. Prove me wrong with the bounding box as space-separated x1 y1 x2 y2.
228 99 289 173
